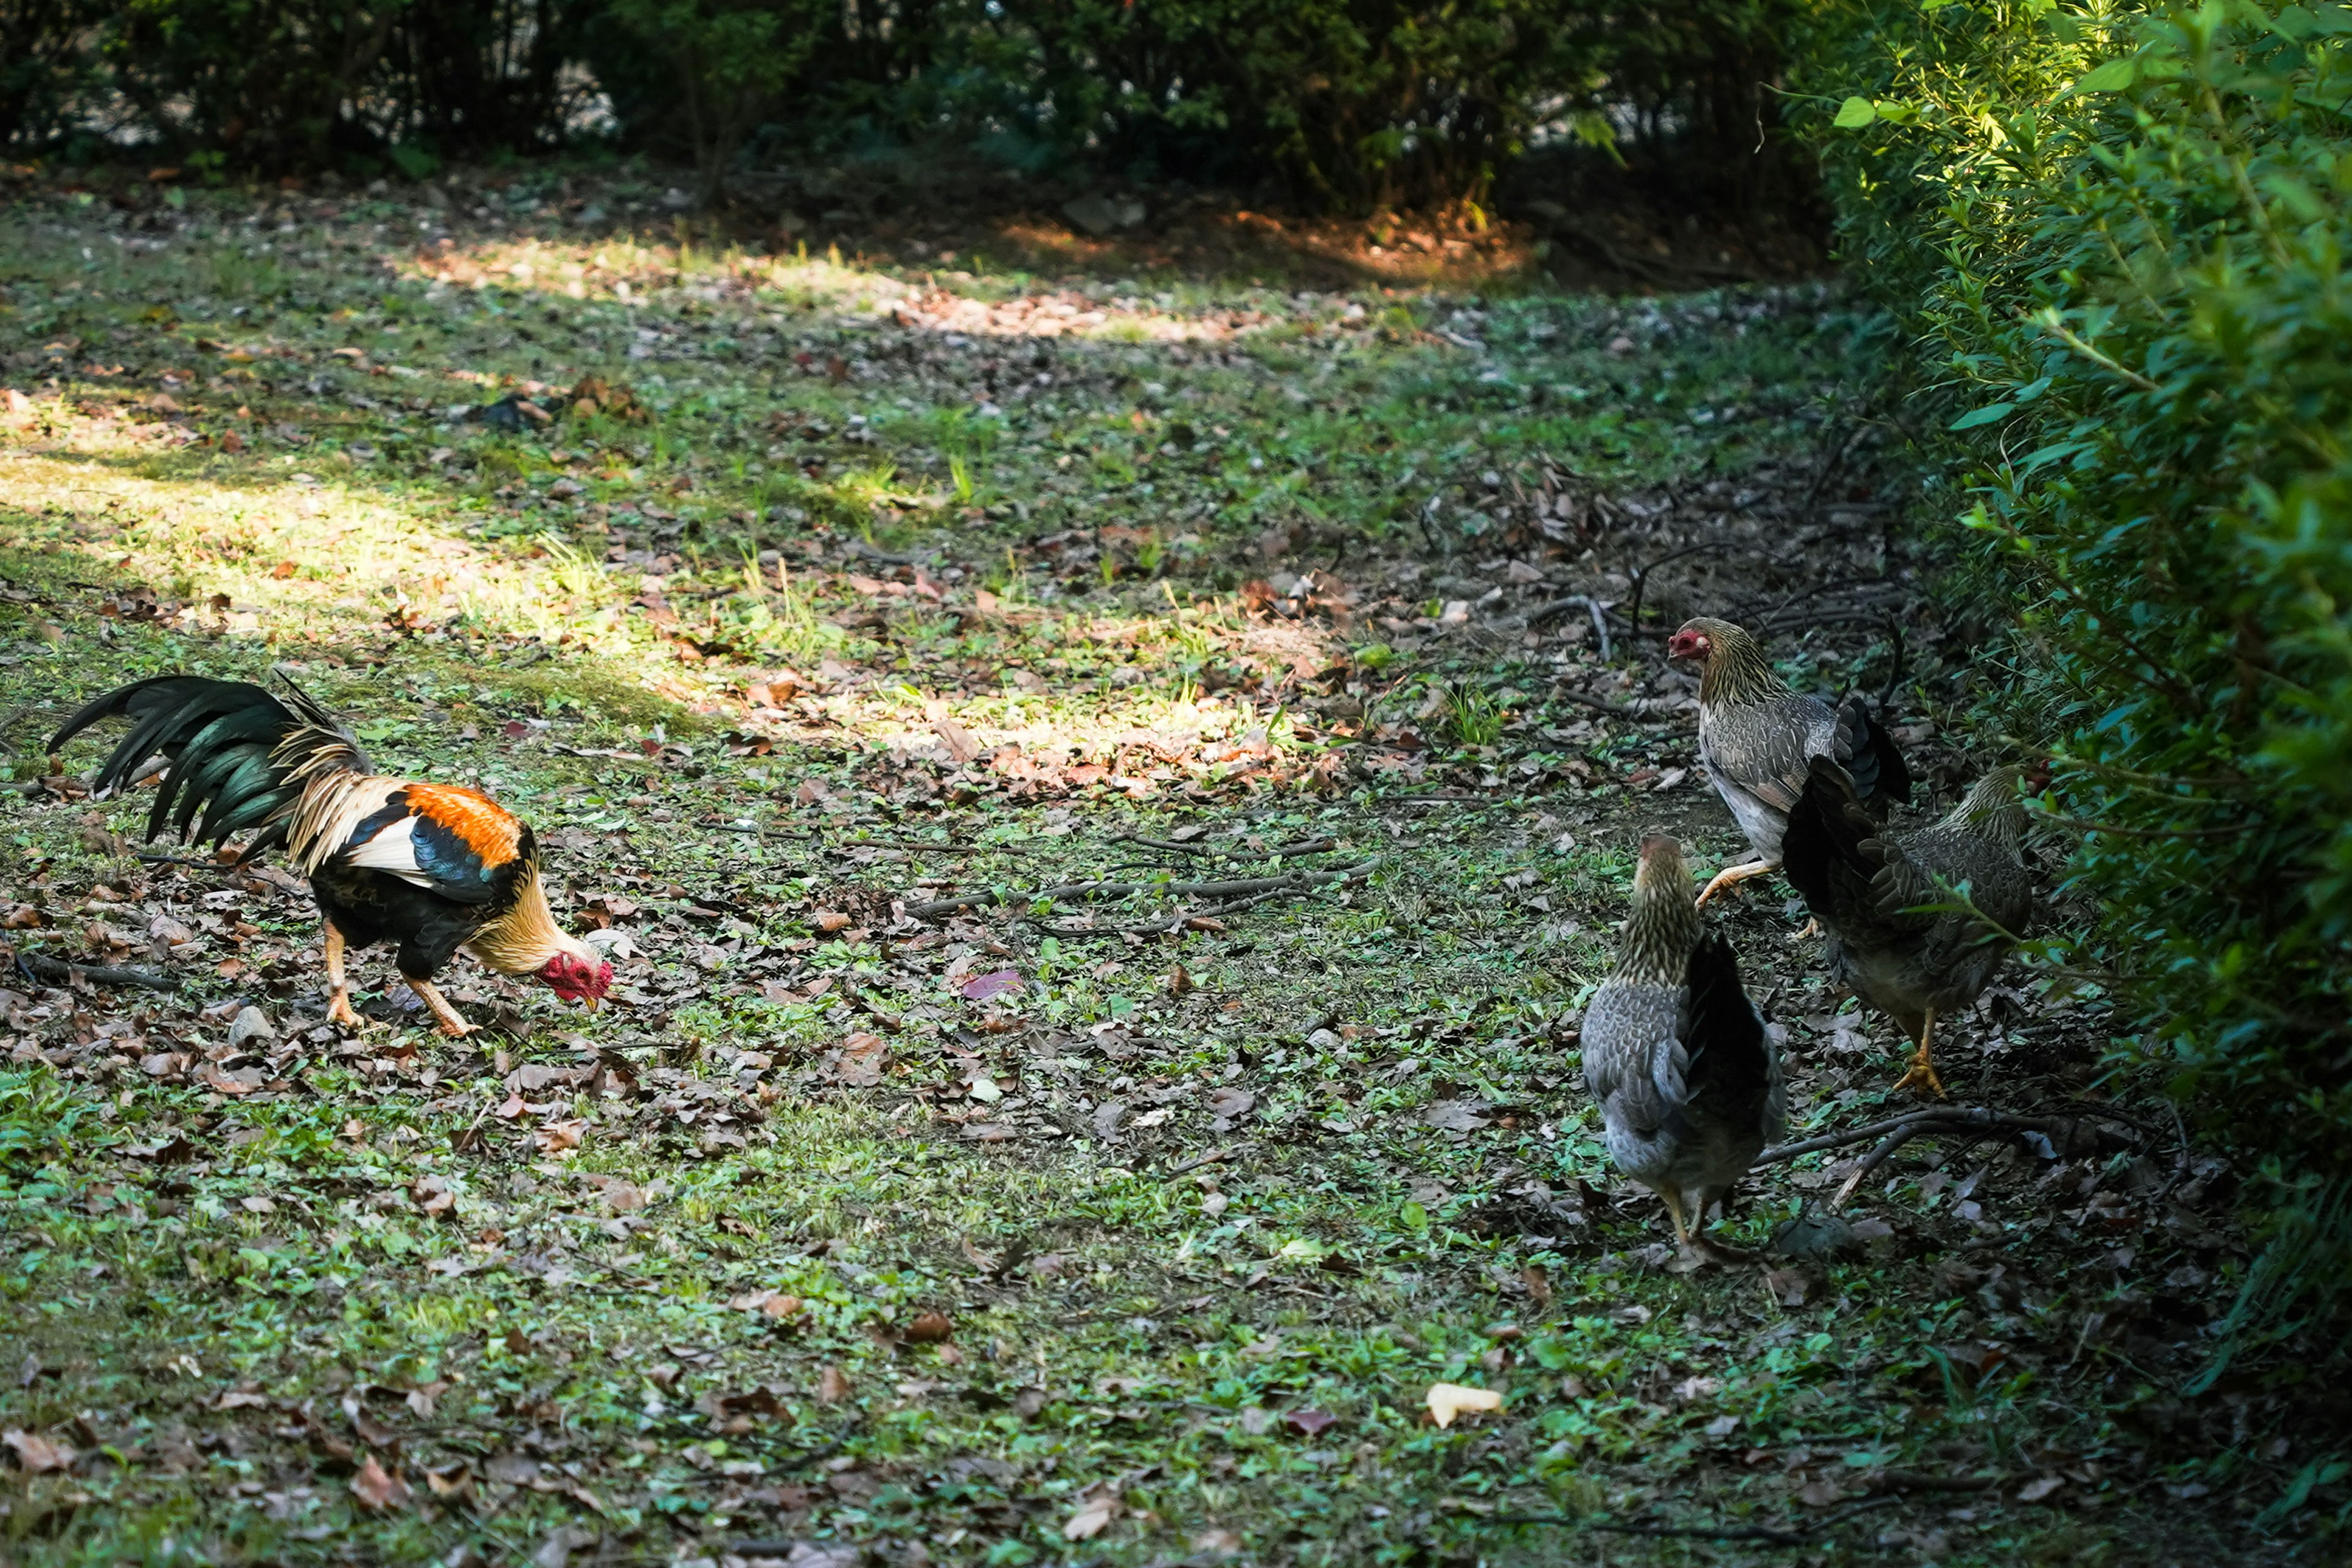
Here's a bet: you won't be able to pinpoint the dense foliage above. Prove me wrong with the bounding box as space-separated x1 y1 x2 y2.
1 0 1795 209
1802 0 2352 1268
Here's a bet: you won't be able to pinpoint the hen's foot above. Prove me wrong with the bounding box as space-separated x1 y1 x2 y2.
1795 918 1821 940
325 991 360 1028
1668 1235 1760 1270
1695 859 1777 907
1892 1044 1946 1098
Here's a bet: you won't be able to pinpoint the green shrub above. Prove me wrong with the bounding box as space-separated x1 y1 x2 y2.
1799 0 2352 1279
2 0 1809 213
0 0 105 149
585 0 827 203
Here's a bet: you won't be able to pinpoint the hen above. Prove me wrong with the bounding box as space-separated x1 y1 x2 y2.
50 673 611 1035
1667 616 1912 905
1581 835 1785 1255
1781 757 2032 1096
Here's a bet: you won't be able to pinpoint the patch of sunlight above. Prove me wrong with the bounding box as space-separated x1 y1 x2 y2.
396 233 1292 345
0 442 715 705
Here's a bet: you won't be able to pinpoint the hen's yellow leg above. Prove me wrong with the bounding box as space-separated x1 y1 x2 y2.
1695 859 1778 907
407 978 478 1038
1893 1009 1946 1098
323 922 359 1028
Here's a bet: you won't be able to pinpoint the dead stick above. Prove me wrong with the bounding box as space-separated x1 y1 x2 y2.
1550 684 1638 719
10 949 179 991
907 858 1381 921
1755 1105 2133 1166
1831 1123 1933 1210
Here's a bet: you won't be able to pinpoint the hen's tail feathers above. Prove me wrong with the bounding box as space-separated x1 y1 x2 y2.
1678 930 1773 1121
1782 754 1887 921
47 674 367 861
1833 692 1913 815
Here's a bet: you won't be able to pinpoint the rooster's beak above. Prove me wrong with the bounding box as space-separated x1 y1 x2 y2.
582 994 602 1012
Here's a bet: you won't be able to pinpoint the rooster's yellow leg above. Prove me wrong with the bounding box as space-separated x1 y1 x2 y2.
1695 859 1778 907
1796 918 1822 940
1892 1010 1946 1098
406 978 478 1038
323 922 359 1028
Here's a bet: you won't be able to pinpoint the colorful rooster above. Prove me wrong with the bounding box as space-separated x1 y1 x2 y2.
50 674 611 1035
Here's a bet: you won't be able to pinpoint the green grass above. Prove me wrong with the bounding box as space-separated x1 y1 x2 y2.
0 172 2332 1565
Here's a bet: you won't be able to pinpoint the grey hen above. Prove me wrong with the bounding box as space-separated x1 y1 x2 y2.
1581 835 1785 1254
1782 758 2034 1096
1667 617 1911 905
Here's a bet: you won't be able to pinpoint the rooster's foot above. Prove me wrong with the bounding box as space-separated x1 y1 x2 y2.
326 992 361 1029
1795 918 1821 940
406 978 478 1038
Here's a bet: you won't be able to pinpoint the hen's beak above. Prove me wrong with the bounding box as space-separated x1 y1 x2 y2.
582 993 603 1012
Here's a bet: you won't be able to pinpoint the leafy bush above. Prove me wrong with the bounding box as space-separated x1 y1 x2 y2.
0 0 1807 212
584 0 827 202
0 0 105 149
1799 0 2352 1239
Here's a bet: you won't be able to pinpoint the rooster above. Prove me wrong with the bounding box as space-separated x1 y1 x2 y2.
1667 616 1912 905
49 674 611 1035
1781 758 2033 1096
1581 834 1784 1257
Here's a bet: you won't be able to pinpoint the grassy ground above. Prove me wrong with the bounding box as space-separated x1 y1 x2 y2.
0 167 2339 1567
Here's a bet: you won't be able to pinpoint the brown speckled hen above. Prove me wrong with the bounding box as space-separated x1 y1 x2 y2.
1581 835 1784 1256
1667 617 1912 905
1782 758 2034 1096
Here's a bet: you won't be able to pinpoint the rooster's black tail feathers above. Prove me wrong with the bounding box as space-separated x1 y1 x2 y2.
47 674 366 857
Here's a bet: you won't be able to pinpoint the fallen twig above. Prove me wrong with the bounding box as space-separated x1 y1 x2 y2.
1112 834 1335 861
1755 1104 2141 1167
1163 1147 1246 1178
907 858 1380 921
1627 540 1736 639
1551 685 1643 720
10 949 179 991
1831 1122 1936 1210
1488 1494 1897 1547
1528 595 1613 660
1487 1515 1800 1546
1049 883 1311 936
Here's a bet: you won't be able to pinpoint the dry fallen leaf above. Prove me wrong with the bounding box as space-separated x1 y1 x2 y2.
3 1428 74 1472
930 711 983 763
960 968 1025 1003
904 1310 954 1343
815 1364 853 1404
1521 1264 1553 1308
832 1032 888 1087
1284 1407 1337 1437
533 1119 586 1154
1065 1493 1120 1540
1425 1382 1502 1427
2018 1475 2067 1502
811 909 852 933
349 1453 411 1510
